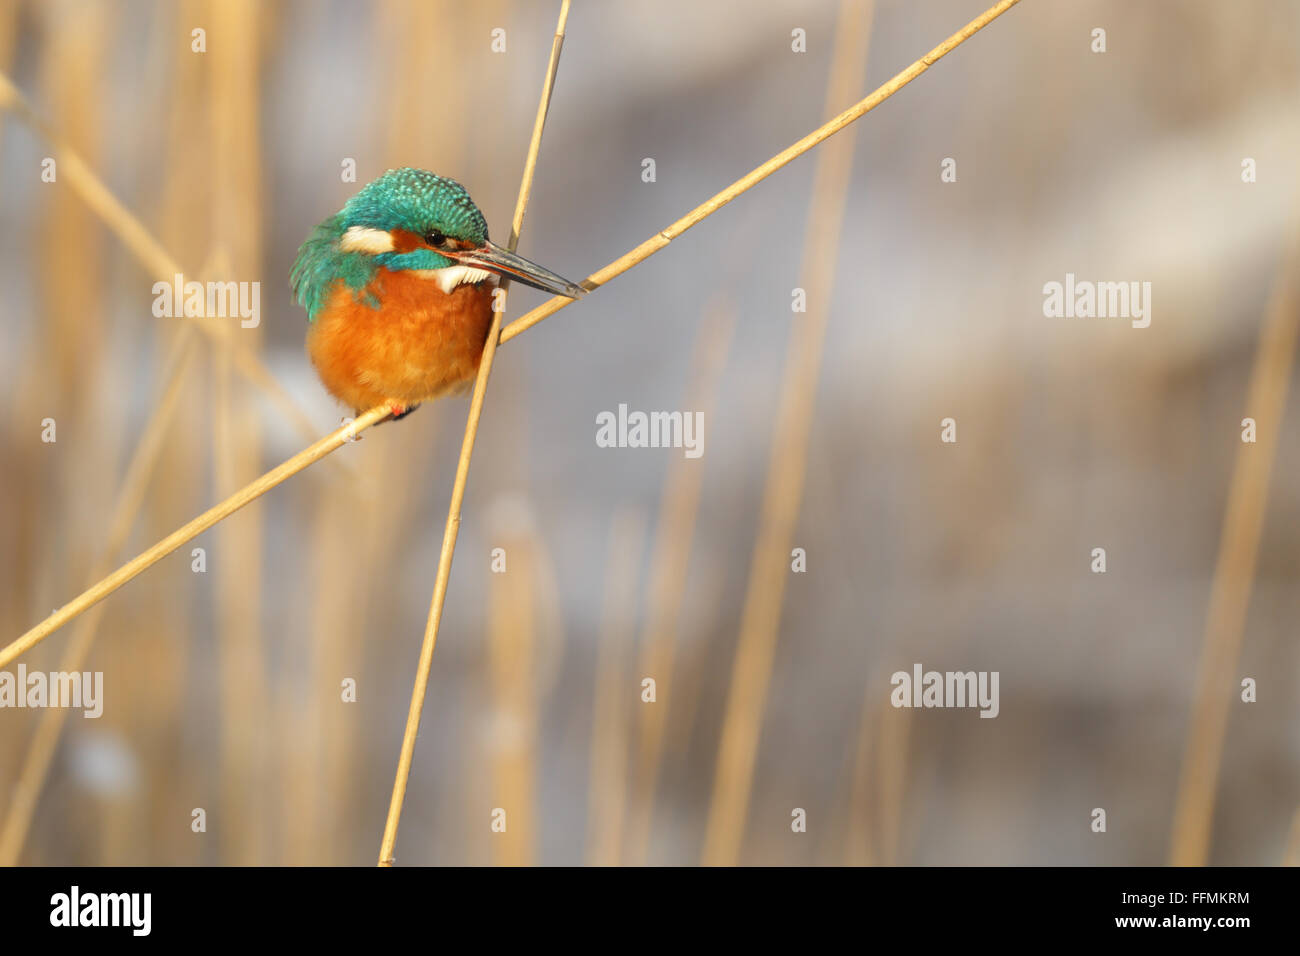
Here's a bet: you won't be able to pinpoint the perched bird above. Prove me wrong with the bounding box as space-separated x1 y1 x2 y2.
291 167 583 419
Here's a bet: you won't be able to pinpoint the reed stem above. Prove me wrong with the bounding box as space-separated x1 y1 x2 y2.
376 0 573 866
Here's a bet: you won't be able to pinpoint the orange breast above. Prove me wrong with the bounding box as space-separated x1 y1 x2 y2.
306 269 495 414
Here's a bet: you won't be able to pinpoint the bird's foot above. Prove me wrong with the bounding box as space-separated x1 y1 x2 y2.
386 401 420 422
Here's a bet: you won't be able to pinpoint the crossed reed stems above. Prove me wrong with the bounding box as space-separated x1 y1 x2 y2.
59 1 1300 869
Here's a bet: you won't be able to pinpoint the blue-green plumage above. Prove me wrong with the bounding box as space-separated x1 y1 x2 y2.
342 168 488 246
291 168 493 322
293 166 584 416
290 213 378 321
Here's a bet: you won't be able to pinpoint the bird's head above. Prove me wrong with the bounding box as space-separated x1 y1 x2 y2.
334 167 584 298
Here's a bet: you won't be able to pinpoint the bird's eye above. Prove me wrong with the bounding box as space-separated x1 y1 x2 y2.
424 230 446 248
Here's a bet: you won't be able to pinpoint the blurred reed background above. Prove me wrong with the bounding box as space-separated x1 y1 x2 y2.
1 0 1298 865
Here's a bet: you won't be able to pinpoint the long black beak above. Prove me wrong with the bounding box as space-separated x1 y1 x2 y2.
457 239 585 298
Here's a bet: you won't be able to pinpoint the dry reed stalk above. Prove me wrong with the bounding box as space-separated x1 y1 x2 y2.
485 517 543 867
381 0 463 175
874 698 912 865
833 684 913 867
212 390 269 858
813 681 869 866
0 406 389 672
274 0 469 867
17 3 117 643
585 509 647 866
280 531 327 863
209 0 269 865
0 69 320 446
1168 223 1300 866
381 0 1023 866
1 6 114 860
34 4 108 415
0 1 14 134
701 0 875 867
460 506 563 867
1284 809 1300 866
377 0 573 866
845 689 877 865
282 467 380 864
135 23 213 865
499 0 1022 345
0 0 22 644
623 297 737 864
2 0 1025 750
120 13 214 868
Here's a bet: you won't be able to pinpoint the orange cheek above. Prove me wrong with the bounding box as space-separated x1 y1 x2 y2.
390 229 423 253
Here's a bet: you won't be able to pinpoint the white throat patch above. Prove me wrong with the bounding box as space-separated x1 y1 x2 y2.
409 266 495 294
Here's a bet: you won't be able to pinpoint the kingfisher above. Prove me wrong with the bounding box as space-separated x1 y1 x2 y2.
291 167 583 419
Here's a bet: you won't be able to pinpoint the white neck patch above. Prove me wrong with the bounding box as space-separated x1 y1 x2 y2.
339 226 396 254
408 266 495 294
